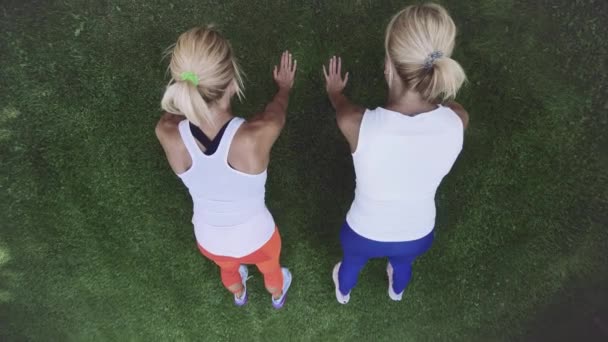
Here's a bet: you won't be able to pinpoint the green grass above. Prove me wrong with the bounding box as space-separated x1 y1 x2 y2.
1 0 607 340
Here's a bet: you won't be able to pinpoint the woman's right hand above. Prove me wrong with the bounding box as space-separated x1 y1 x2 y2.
323 56 349 96
273 50 297 91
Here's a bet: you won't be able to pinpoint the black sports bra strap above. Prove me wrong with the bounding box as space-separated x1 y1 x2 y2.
189 123 212 147
189 118 233 156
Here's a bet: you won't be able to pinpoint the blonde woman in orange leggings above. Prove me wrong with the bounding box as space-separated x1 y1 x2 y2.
155 26 297 308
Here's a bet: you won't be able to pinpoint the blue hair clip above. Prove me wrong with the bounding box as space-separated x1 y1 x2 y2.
424 51 444 69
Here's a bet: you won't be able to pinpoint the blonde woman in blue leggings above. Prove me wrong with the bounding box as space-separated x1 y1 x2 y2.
324 3 469 304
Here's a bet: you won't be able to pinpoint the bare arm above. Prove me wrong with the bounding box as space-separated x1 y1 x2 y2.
323 56 364 152
445 100 469 130
246 51 297 150
155 112 191 174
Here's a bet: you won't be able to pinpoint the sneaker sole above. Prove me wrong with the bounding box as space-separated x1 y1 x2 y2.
235 291 248 307
333 263 349 304
387 263 402 301
234 265 249 307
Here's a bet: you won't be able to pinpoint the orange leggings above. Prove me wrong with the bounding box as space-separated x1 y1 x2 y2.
198 228 283 294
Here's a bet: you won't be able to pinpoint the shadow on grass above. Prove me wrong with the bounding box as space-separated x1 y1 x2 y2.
523 271 608 341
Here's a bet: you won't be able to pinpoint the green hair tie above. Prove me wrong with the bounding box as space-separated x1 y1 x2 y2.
180 71 199 86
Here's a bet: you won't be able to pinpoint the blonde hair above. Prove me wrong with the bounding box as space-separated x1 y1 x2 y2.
385 3 466 102
161 26 244 126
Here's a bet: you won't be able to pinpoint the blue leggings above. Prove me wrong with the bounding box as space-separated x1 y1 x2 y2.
338 221 434 295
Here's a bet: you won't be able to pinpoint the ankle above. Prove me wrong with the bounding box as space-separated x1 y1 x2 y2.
235 288 245 299
228 283 244 296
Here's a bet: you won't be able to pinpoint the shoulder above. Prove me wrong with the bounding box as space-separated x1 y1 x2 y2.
236 115 282 151
155 113 192 174
240 115 269 134
436 108 465 149
241 112 283 140
155 113 185 143
228 117 269 173
226 117 257 151
442 102 469 130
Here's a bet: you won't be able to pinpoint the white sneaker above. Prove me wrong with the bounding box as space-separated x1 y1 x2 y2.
387 263 403 301
271 268 292 309
234 265 249 307
332 262 350 304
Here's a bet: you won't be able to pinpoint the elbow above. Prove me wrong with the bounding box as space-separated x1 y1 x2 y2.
263 108 286 129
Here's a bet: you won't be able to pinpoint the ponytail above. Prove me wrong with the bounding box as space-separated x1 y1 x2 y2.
415 55 466 102
385 3 467 103
160 26 244 127
161 79 211 127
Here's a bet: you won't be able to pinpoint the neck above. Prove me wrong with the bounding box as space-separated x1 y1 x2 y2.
209 95 234 124
386 82 436 116
197 96 234 135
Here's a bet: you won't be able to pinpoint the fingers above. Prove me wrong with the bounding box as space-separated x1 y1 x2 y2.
277 50 297 76
281 51 288 70
278 50 297 73
275 50 297 89
343 71 349 85
324 56 346 78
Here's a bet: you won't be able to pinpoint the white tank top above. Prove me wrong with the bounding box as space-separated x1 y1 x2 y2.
177 118 275 257
346 106 463 242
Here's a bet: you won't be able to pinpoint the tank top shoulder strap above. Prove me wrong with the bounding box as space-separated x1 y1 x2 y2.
178 119 203 161
438 105 464 130
353 108 377 154
216 117 246 160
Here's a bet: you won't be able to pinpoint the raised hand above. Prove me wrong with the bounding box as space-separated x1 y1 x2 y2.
273 50 297 91
323 56 349 95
